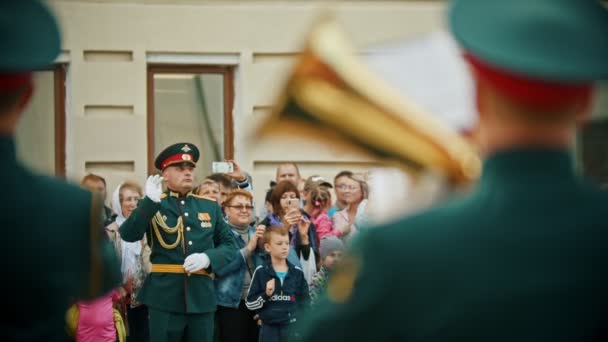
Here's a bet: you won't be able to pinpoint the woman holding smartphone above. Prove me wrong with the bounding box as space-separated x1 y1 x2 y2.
260 180 320 283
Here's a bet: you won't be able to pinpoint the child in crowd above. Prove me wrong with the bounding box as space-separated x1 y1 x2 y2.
197 179 221 202
261 181 276 220
309 236 345 306
246 226 309 342
307 186 335 242
75 289 122 342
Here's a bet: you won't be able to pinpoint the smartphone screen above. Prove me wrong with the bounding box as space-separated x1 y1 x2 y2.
287 198 299 210
212 161 233 173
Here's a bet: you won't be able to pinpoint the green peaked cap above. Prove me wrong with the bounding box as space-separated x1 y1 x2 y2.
449 0 608 82
155 143 200 171
0 1 61 72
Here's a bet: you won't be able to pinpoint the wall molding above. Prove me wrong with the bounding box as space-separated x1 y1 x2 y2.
146 52 240 65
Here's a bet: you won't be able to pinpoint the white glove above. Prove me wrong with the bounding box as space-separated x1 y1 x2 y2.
183 253 210 273
145 175 163 203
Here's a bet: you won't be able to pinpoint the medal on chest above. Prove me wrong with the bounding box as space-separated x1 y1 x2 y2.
199 212 212 228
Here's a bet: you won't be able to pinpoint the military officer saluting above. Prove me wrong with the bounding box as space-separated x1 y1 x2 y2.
120 143 238 342
0 2 120 341
300 0 608 341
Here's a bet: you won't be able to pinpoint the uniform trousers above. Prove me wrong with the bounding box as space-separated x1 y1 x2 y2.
127 304 150 342
148 308 213 342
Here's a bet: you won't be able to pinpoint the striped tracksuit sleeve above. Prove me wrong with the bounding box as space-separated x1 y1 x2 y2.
246 265 268 310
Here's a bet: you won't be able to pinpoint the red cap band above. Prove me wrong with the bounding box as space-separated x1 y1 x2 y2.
465 53 592 110
161 153 195 170
0 73 32 90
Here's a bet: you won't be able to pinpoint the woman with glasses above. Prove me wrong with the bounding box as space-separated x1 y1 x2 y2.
328 170 353 218
332 173 369 241
214 189 264 342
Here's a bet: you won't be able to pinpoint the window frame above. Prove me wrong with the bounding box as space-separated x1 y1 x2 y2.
53 64 67 177
20 64 66 177
146 64 234 175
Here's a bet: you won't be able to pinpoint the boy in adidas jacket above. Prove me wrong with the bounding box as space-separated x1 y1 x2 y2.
246 226 310 342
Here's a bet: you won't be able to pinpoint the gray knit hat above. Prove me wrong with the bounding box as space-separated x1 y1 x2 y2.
320 236 345 260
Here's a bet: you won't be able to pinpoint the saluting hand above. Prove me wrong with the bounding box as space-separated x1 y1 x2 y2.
145 175 163 203
266 278 275 297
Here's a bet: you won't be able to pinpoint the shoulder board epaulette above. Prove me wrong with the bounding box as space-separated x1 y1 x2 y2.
190 194 216 201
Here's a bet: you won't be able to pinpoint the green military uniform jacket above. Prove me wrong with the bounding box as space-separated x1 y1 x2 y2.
0 136 120 341
301 148 608 341
120 190 238 314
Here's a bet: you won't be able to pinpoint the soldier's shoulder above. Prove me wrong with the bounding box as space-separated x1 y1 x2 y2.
35 174 91 204
372 199 467 239
352 199 471 262
579 180 608 201
575 181 608 215
190 194 217 202
11 172 93 230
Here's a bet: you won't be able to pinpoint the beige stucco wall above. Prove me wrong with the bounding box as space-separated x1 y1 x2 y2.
48 0 447 208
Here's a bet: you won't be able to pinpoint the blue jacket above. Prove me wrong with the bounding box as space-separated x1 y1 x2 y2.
245 259 309 325
215 226 302 308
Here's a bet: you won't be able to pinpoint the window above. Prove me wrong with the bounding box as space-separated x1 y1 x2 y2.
15 65 66 176
147 65 234 180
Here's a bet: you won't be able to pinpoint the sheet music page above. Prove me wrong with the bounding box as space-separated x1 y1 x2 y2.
363 31 477 132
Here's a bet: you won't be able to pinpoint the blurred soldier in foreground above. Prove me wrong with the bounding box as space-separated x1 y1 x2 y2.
0 2 120 341
299 0 608 340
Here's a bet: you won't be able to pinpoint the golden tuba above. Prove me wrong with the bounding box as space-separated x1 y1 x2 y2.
254 17 481 188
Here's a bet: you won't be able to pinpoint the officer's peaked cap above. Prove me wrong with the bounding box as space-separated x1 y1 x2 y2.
0 1 61 72
450 0 608 82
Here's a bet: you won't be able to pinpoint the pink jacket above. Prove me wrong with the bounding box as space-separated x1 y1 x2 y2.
76 290 119 342
312 210 341 240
